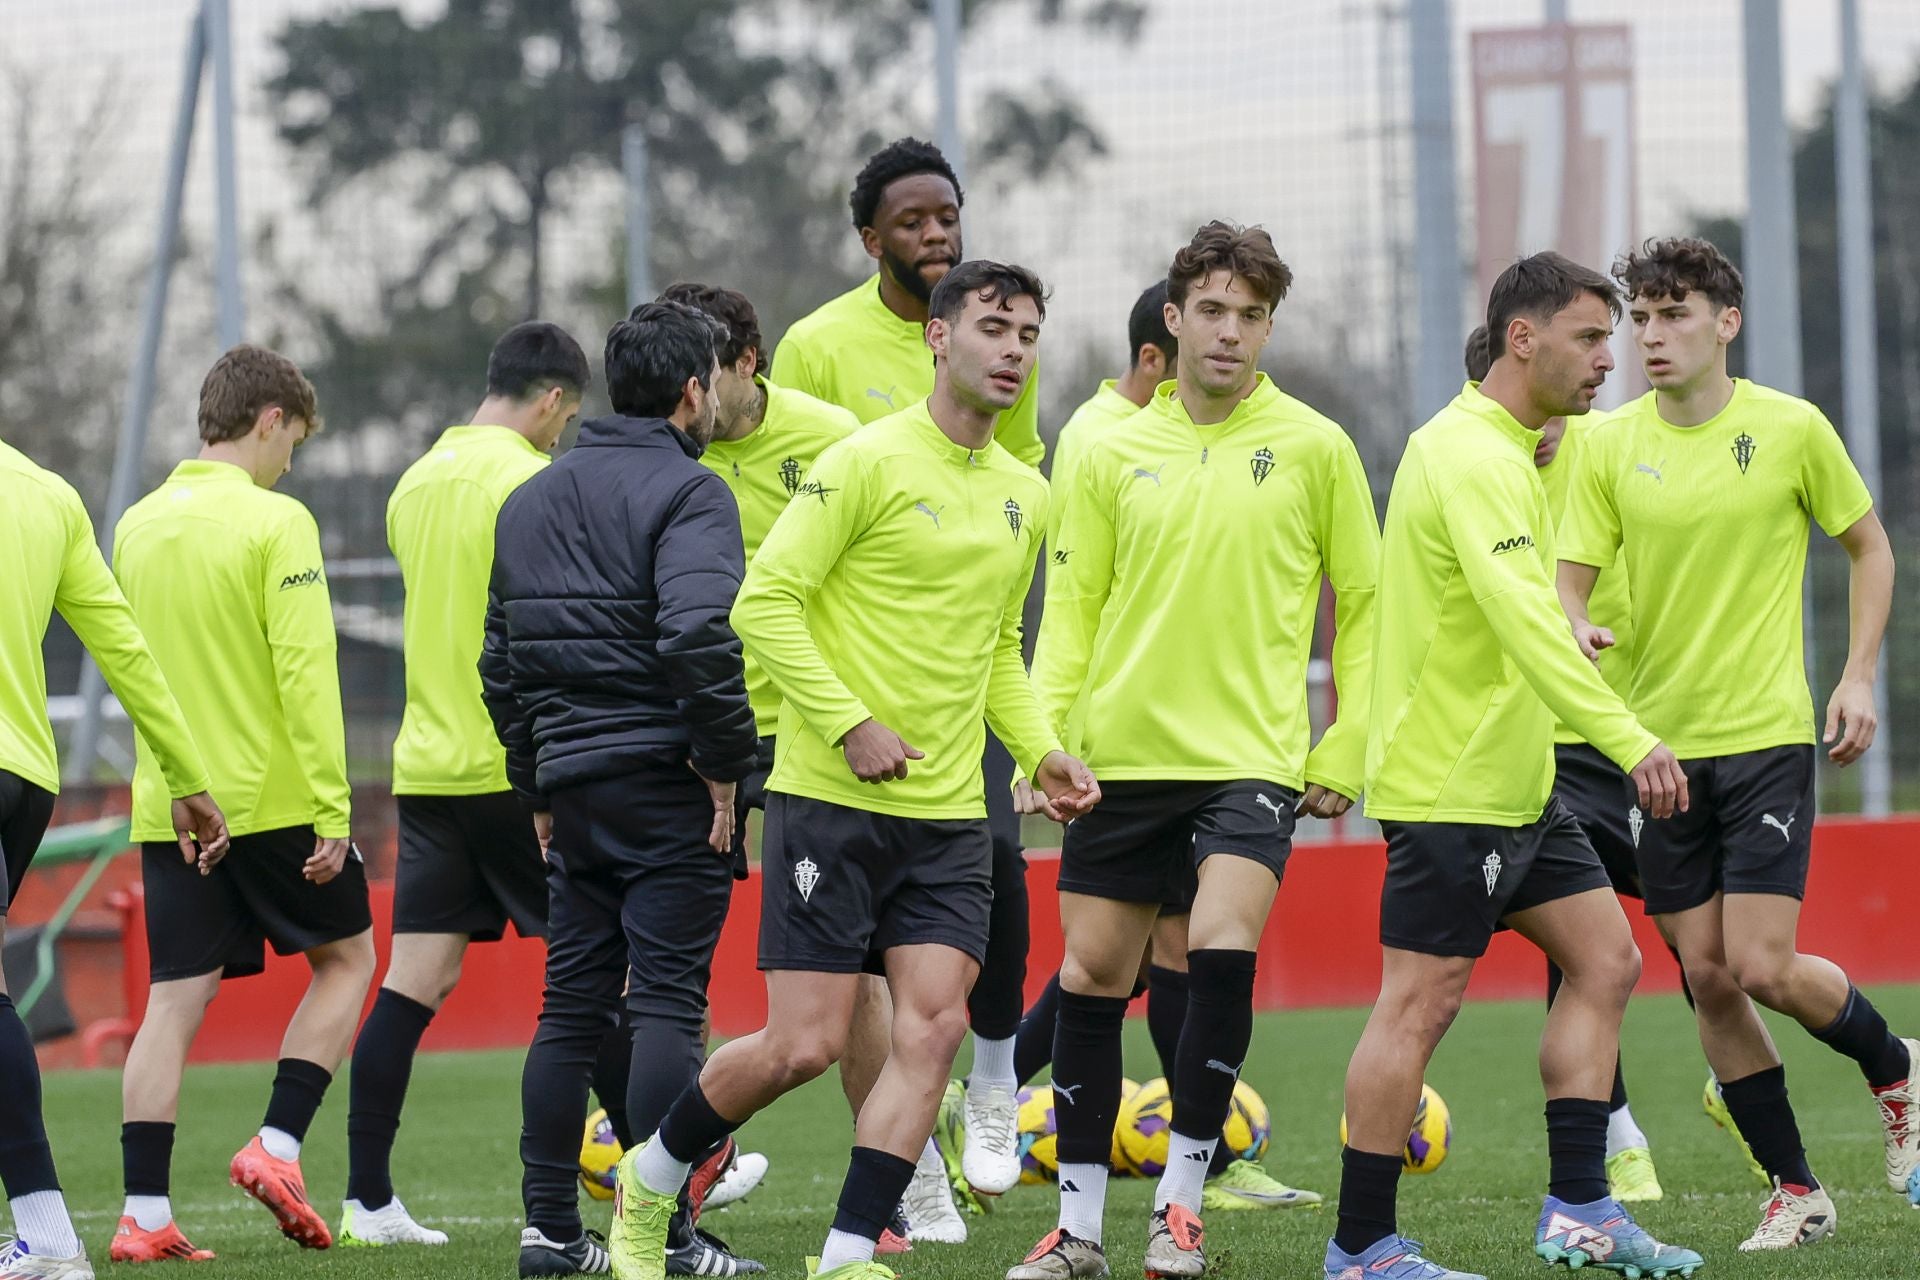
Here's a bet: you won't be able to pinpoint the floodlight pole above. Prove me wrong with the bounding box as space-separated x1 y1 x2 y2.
932 0 966 187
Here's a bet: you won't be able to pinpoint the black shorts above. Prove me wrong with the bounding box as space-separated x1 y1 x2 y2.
1636 744 1816 915
0 771 56 913
1058 780 1296 905
393 792 546 941
1551 743 1643 898
758 792 993 974
142 826 373 982
1379 797 1613 958
728 737 778 876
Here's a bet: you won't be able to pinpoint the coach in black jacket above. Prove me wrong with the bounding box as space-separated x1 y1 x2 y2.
485 302 763 1277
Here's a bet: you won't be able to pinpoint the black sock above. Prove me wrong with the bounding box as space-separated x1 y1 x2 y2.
1013 973 1062 1087
1812 985 1911 1089
262 1057 333 1144
1147 964 1190 1090
593 1004 636 1148
829 1146 917 1241
659 1081 743 1166
345 988 435 1209
1720 1066 1818 1189
1207 1140 1235 1177
1609 1056 1629 1114
628 1015 704 1146
1333 1146 1402 1255
968 832 1030 1041
1545 1097 1609 1204
0 995 58 1197
1169 949 1255 1143
121 1122 174 1197
1052 990 1129 1167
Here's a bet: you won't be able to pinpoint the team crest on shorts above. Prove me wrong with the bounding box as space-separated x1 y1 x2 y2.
1628 805 1644 848
793 857 821 903
1482 851 1502 896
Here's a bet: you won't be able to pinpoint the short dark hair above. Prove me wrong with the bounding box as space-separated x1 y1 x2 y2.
1127 280 1176 369
1613 236 1744 311
604 302 722 419
657 282 765 374
927 259 1050 328
1463 325 1492 382
1167 221 1293 310
849 137 964 231
198 344 320 444
1485 252 1620 360
486 321 590 401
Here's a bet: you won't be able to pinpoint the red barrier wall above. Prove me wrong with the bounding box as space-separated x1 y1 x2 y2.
108 818 1919 1062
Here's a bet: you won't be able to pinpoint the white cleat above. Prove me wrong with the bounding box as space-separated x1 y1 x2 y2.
960 1083 1022 1196
904 1142 968 1244
1873 1037 1920 1193
338 1197 449 1247
703 1152 769 1212
1738 1178 1837 1251
0 1240 94 1280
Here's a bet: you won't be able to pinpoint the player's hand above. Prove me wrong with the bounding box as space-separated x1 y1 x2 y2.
1031 751 1101 822
533 810 553 862
1295 784 1353 820
841 718 923 783
1823 676 1877 766
171 791 230 874
1571 622 1615 664
1628 743 1689 820
693 767 735 855
306 836 351 884
1012 777 1048 816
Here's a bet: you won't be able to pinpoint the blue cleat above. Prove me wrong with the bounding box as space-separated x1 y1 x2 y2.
1908 1165 1919 1210
1323 1234 1486 1279
1535 1196 1704 1276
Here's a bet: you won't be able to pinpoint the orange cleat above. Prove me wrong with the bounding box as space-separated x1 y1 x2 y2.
228 1137 331 1249
108 1216 216 1263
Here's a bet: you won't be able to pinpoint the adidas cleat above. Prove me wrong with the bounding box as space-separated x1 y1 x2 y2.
1871 1037 1920 1193
903 1143 967 1244
1702 1075 1767 1187
1739 1179 1835 1251
1534 1195 1702 1275
609 1142 678 1280
703 1152 769 1212
1142 1205 1204 1279
1322 1234 1485 1279
107 1218 213 1264
338 1197 447 1246
1605 1147 1664 1203
1202 1158 1322 1211
229 1137 330 1249
665 1223 762 1277
1006 1228 1108 1279
933 1079 985 1215
518 1227 611 1276
0 1241 94 1280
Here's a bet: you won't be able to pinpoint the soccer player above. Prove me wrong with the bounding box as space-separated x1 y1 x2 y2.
0 441 229 1280
337 322 589 1248
613 261 1098 1280
111 346 375 1261
1558 236 1915 1249
1323 254 1704 1280
1461 325 1673 1202
487 303 763 1279
771 137 1044 1232
1008 222 1375 1280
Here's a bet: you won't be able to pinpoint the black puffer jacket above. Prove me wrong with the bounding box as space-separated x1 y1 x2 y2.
480 413 759 805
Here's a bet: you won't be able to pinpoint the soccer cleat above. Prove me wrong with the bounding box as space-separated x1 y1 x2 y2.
1202 1158 1323 1211
665 1223 763 1277
1605 1147 1664 1203
961 1080 1022 1196
609 1142 679 1280
1322 1234 1486 1279
875 1203 911 1256
1534 1195 1702 1275
933 1079 985 1215
1871 1037 1920 1193
338 1197 448 1247
0 1240 93 1280
903 1142 967 1244
1006 1228 1109 1279
1907 1165 1920 1209
688 1138 737 1224
519 1227 611 1276
107 1218 213 1263
704 1152 769 1212
1142 1205 1205 1279
803 1259 898 1280
1739 1178 1835 1251
1701 1075 1767 1187
228 1136 331 1249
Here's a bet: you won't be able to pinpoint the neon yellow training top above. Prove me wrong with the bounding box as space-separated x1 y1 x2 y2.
1047 379 1144 549
388 424 549 795
770 276 1045 467
1558 379 1874 758
732 403 1061 819
116 460 351 841
1367 384 1657 825
1032 375 1379 796
1537 415 1634 746
0 441 209 798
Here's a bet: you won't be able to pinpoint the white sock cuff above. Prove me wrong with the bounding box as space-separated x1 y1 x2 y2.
633 1134 693 1194
970 1035 1018 1088
257 1125 301 1161
13 1190 81 1256
1057 1162 1110 1243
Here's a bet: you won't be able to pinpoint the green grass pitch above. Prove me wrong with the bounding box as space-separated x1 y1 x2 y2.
43 985 1920 1278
